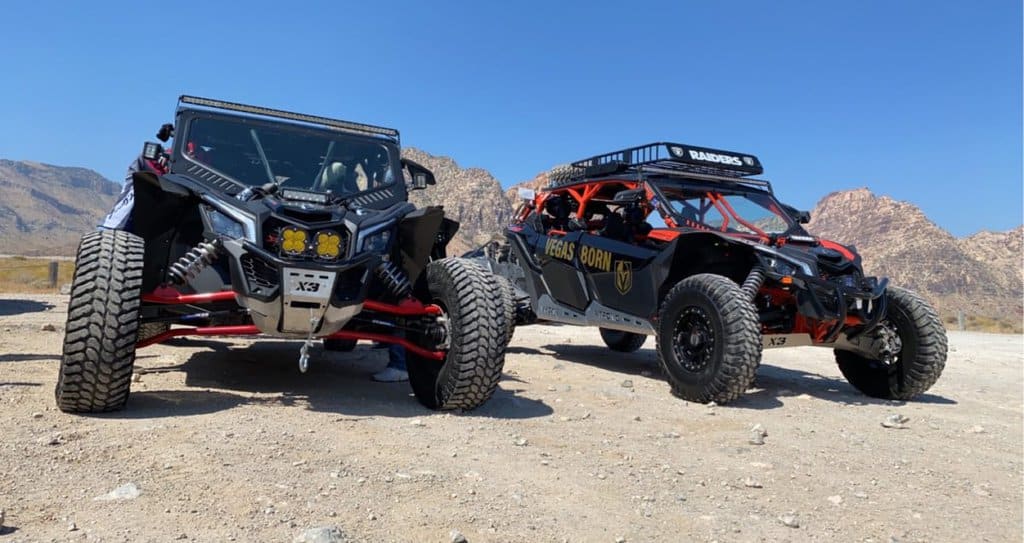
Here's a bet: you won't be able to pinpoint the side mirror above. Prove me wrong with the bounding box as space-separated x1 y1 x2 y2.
142 142 164 161
517 188 536 201
401 158 436 191
780 203 811 224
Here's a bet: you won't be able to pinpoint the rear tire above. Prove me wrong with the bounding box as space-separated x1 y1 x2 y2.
655 274 761 404
496 275 517 344
407 258 507 411
599 328 646 353
55 230 145 413
835 287 947 400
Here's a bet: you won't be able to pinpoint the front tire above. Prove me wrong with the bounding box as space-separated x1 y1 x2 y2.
55 230 145 413
835 287 947 400
655 274 761 404
599 328 646 353
407 259 507 411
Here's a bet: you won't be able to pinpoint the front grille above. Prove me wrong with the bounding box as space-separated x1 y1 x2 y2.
240 254 278 293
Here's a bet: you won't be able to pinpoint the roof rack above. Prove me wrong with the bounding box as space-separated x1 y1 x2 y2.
572 142 763 178
178 96 400 143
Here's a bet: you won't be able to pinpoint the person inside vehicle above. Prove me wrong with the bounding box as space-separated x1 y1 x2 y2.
541 194 572 231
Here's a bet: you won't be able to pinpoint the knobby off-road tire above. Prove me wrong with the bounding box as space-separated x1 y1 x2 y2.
496 275 517 344
407 258 507 411
835 286 947 400
599 328 647 353
55 230 145 413
138 322 170 342
464 259 516 347
547 164 584 187
323 338 358 352
656 273 762 404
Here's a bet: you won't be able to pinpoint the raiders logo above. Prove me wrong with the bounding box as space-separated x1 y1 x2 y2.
615 260 633 295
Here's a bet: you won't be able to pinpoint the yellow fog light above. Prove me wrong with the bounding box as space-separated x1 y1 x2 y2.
280 227 308 255
314 230 343 259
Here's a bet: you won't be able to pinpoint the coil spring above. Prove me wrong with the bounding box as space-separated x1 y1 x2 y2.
168 239 222 285
376 261 411 299
741 265 767 301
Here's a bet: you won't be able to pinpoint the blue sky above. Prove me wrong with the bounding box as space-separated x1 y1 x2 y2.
0 0 1019 236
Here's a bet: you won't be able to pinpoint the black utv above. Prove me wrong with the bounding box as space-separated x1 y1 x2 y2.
473 142 947 404
56 96 508 413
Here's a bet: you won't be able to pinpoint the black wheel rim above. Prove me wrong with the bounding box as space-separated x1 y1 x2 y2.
672 306 716 372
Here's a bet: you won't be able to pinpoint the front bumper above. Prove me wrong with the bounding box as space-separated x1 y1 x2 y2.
786 273 889 342
222 239 380 337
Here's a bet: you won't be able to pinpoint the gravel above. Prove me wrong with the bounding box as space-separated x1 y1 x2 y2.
1 297 1020 542
293 526 346 543
94 483 141 501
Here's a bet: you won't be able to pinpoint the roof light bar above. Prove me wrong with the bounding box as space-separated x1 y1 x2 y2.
178 96 399 141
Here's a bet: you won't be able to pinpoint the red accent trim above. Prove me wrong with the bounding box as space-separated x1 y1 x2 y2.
137 325 259 348
647 229 681 241
323 331 445 361
137 325 446 361
363 299 442 316
709 192 769 241
142 288 440 317
819 239 855 261
142 288 237 305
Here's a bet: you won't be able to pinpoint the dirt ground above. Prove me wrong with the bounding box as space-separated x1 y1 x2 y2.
1 294 1021 543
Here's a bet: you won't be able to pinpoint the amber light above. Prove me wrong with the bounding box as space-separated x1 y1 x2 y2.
314 231 343 259
280 227 308 255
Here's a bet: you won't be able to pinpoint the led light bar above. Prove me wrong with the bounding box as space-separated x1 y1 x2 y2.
280 188 330 204
179 96 399 141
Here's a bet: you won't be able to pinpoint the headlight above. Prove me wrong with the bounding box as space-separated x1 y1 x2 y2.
360 230 391 253
280 227 309 255
768 257 798 276
753 245 813 276
355 221 395 254
199 198 257 242
206 209 245 239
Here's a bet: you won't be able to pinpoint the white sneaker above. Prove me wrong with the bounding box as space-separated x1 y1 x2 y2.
371 367 408 382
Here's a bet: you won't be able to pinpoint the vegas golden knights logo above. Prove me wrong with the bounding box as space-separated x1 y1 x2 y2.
614 260 633 294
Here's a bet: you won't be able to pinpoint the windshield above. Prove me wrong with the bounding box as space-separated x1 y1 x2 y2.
181 116 397 196
654 183 799 237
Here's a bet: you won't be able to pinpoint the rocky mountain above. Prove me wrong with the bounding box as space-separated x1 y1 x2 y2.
806 188 1021 320
0 160 120 255
402 148 513 256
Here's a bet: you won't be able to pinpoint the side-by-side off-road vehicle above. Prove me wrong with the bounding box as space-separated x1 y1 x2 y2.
56 96 508 413
472 142 947 404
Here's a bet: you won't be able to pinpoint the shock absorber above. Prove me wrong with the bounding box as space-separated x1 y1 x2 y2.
375 261 412 299
168 239 222 285
741 265 767 301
